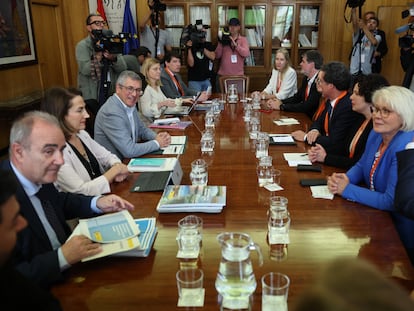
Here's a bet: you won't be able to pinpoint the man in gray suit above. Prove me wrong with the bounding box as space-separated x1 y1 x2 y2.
94 70 171 159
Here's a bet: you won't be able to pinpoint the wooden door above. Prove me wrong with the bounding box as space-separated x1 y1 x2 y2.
31 2 67 89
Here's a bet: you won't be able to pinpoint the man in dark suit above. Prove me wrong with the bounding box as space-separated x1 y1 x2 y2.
292 61 359 155
160 52 208 101
395 145 414 220
1 111 134 288
0 170 62 310
267 50 323 119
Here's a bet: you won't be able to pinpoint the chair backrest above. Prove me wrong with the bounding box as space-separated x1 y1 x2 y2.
219 75 250 96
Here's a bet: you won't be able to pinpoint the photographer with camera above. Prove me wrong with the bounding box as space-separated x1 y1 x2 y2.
76 13 127 116
139 0 172 62
349 7 381 77
215 18 250 90
184 20 216 92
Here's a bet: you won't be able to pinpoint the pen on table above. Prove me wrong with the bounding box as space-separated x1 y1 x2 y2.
174 146 177 153
301 153 308 157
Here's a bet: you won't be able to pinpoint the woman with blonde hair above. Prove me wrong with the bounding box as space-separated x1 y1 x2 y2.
139 58 191 120
253 48 297 104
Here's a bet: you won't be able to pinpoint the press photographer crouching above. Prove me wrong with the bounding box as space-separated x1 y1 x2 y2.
76 13 127 123
182 20 216 92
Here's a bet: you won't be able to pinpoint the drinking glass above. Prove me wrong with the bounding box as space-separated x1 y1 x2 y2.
261 272 290 311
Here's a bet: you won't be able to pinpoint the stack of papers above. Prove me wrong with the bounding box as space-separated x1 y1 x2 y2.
117 218 157 257
157 185 227 213
149 118 192 130
273 118 300 125
69 210 141 261
310 185 334 200
283 153 312 167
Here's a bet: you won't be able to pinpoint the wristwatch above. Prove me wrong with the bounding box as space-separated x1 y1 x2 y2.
279 103 285 111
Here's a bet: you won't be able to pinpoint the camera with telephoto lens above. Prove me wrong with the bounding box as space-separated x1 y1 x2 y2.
92 29 129 54
149 0 166 12
218 26 231 46
180 19 209 49
346 0 366 8
399 28 414 48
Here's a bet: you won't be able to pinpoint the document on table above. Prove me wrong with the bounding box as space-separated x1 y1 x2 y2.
162 144 184 155
310 185 334 200
283 153 312 167
273 118 300 125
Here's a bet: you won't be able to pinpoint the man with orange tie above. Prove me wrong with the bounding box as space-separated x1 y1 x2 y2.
292 61 360 155
161 52 208 100
267 50 323 120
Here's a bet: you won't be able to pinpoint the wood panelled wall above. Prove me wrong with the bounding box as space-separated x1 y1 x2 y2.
0 0 411 102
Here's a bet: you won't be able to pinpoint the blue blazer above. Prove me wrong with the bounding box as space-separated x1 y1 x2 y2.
342 130 414 249
0 160 95 288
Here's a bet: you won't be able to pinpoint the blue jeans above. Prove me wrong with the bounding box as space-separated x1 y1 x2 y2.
188 79 211 92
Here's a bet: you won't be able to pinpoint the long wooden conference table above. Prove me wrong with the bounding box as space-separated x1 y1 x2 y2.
52 99 414 310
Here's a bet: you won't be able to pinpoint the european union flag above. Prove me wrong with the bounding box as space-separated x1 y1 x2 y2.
122 0 139 55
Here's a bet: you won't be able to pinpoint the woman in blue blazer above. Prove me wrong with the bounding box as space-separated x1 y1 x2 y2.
327 86 414 263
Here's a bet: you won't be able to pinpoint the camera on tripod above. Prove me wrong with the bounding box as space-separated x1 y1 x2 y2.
180 19 209 49
218 27 231 46
92 29 129 54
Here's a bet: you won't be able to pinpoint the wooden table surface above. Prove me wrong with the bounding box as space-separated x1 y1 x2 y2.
52 100 414 310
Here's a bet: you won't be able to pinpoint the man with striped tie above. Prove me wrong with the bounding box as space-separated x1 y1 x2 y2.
0 111 134 288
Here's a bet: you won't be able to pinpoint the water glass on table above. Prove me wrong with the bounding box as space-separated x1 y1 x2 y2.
261 272 290 311
176 268 205 307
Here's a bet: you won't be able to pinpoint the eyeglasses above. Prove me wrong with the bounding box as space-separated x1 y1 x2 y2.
88 20 107 26
371 106 394 118
316 77 325 85
120 85 143 95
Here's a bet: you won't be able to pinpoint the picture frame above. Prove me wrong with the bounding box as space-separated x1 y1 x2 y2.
0 0 37 69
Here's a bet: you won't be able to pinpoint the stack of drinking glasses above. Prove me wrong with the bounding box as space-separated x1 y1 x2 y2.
243 101 253 122
252 92 261 109
256 132 269 158
267 196 290 261
227 84 239 104
176 215 205 307
189 158 208 186
248 114 261 139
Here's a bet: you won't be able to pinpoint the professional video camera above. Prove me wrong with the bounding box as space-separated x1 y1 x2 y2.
149 0 166 12
396 7 414 48
218 26 231 46
346 0 366 8
92 29 129 54
180 19 209 49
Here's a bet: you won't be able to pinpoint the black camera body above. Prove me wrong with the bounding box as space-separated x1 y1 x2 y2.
92 29 129 54
346 0 366 9
180 20 209 49
218 26 231 46
151 0 166 12
399 33 414 49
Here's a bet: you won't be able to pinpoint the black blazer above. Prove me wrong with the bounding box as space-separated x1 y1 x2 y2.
0 160 95 288
281 75 321 119
310 93 360 155
324 116 372 169
0 261 62 310
395 149 414 220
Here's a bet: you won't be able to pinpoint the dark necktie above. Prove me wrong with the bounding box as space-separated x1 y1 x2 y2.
326 100 332 119
35 187 67 244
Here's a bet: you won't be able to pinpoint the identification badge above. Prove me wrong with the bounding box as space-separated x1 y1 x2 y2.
231 54 237 63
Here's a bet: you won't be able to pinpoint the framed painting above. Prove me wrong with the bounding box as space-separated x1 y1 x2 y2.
0 0 37 68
